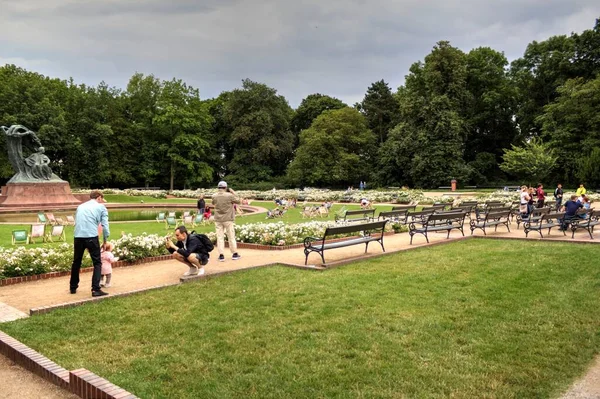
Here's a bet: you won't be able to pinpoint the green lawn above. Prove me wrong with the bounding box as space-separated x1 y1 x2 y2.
3 239 600 398
0 199 393 247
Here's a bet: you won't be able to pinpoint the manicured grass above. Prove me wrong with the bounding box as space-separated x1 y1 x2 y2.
0 200 393 247
3 239 600 398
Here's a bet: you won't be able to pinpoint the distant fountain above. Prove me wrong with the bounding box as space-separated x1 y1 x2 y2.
0 125 80 208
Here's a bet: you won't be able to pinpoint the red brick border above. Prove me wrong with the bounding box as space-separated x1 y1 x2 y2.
0 331 138 398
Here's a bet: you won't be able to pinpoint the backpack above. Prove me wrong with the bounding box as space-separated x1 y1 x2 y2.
190 230 214 252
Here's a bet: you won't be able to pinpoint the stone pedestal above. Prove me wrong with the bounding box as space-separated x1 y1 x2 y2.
0 182 81 208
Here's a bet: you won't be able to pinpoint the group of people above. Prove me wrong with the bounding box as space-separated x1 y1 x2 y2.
519 183 592 228
70 181 242 297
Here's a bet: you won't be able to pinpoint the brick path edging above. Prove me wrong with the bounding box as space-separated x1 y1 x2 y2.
0 330 138 398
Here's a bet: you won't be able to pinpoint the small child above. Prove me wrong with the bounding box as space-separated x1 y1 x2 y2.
100 242 119 288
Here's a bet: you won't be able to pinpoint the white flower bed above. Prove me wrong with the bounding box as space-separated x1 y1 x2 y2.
112 233 168 262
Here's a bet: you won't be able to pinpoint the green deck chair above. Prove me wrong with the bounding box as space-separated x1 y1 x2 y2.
37 212 48 224
12 230 29 245
156 212 166 223
165 216 177 229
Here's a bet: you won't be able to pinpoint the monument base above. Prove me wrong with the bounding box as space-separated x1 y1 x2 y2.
0 182 82 208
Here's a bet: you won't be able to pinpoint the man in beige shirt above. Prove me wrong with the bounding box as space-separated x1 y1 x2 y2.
212 181 241 261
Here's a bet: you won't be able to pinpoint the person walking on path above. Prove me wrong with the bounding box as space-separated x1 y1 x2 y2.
536 183 546 208
70 190 110 297
100 242 118 288
197 194 206 220
554 183 564 211
165 225 209 276
212 181 241 262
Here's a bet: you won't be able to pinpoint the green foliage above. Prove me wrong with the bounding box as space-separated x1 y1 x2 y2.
577 147 600 188
540 76 600 185
500 138 557 182
287 107 376 186
223 79 294 182
378 42 471 187
291 93 346 136
357 80 398 144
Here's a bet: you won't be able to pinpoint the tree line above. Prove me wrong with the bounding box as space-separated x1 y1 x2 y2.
1 18 599 190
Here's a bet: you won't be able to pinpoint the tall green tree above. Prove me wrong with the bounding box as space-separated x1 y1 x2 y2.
464 47 518 183
378 41 471 187
500 138 557 183
287 107 376 187
153 79 213 191
510 35 576 137
357 80 398 144
539 76 600 185
291 94 346 137
223 79 294 183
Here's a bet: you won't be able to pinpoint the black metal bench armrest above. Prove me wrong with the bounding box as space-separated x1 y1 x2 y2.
304 236 323 248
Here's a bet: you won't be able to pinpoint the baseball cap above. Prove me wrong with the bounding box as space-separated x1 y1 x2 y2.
218 181 228 188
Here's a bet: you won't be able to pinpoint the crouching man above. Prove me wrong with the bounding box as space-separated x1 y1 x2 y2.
166 226 209 276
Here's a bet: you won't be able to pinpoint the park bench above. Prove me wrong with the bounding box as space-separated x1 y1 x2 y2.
335 209 375 223
409 212 467 244
516 207 551 229
303 220 387 265
422 204 448 212
567 209 599 239
470 209 511 235
405 208 435 225
377 205 416 224
475 206 511 223
377 210 408 223
524 212 565 238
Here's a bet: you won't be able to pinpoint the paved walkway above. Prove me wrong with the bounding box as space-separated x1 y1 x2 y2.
0 220 598 398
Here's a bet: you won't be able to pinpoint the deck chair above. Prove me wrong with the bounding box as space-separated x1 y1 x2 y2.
301 207 314 219
168 211 176 218
66 215 75 225
29 223 46 243
45 213 58 225
183 211 191 218
193 213 203 227
182 215 193 226
12 230 29 245
165 216 177 229
156 212 166 223
38 212 48 224
46 225 66 242
318 206 329 218
55 217 65 225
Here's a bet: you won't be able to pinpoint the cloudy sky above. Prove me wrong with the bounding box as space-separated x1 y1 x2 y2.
1 0 599 107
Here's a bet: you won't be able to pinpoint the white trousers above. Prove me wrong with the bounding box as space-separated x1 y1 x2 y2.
215 221 238 255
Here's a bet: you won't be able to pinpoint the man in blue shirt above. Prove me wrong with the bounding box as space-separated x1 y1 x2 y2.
560 195 584 231
70 190 110 296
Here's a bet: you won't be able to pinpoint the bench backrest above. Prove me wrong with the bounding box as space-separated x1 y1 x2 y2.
460 201 478 207
435 208 464 214
407 209 435 220
485 209 511 220
324 220 387 237
378 210 407 220
391 205 416 212
425 212 467 224
423 204 446 211
344 209 375 219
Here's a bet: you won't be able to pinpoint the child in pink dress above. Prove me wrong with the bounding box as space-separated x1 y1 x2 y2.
100 242 119 288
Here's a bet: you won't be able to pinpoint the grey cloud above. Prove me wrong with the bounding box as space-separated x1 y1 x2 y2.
1 0 599 107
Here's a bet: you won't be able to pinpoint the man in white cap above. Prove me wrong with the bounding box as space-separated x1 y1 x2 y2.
212 180 241 261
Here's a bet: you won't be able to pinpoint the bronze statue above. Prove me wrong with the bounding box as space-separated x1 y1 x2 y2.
1 125 64 183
